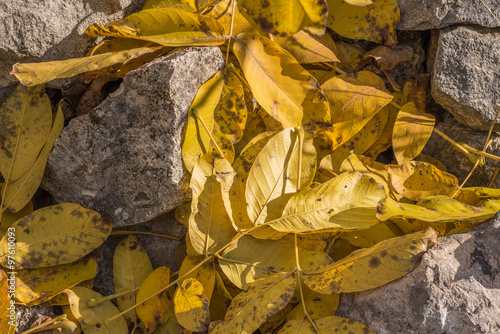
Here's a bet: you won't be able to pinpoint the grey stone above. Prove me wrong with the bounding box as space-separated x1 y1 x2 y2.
93 210 186 297
396 0 500 30
42 47 225 227
16 305 58 333
336 214 500 334
0 0 145 88
429 25 500 131
423 114 500 188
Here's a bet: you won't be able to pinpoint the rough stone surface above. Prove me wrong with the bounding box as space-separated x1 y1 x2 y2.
42 47 225 227
396 0 500 30
337 214 500 334
16 305 58 333
94 211 186 297
0 0 145 88
423 114 500 188
429 25 500 131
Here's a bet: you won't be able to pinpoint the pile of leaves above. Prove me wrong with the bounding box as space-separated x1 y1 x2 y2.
1 0 500 333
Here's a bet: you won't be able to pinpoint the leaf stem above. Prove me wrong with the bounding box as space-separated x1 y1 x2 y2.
224 0 237 65
87 287 141 307
19 315 67 334
110 230 181 240
433 128 500 162
191 109 226 158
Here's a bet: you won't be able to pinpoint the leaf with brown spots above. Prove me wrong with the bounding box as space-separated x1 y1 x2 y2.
85 7 226 46
151 315 183 333
233 33 330 131
0 203 112 269
0 201 33 236
218 235 332 289
174 278 210 332
0 270 16 333
0 104 63 213
113 235 153 323
303 228 437 294
326 0 400 45
178 256 216 301
246 128 317 228
341 222 402 248
277 315 375 333
210 272 296 334
276 30 339 64
16 257 98 306
392 102 435 165
320 71 393 151
136 267 173 333
284 285 339 320
387 161 458 201
377 195 500 224
189 153 237 255
269 172 386 233
65 286 128 334
239 0 328 36
182 70 235 173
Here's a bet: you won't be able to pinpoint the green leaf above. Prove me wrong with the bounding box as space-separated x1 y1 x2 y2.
0 203 112 269
303 228 437 294
269 172 386 233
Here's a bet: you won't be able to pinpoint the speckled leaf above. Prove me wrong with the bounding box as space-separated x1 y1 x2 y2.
16 257 98 306
85 8 226 46
269 172 386 233
304 228 437 294
0 201 33 236
321 71 393 150
113 235 153 322
285 285 339 321
0 203 112 269
393 102 435 164
11 47 162 86
341 222 401 248
387 161 458 201
278 316 375 333
174 278 210 332
0 85 52 182
219 235 332 289
210 272 296 334
65 286 128 334
178 256 215 301
246 128 317 227
151 314 183 334
136 267 173 333
233 33 330 130
0 104 63 213
239 0 328 36
277 30 339 64
182 71 234 173
326 0 399 45
377 195 500 223
0 270 15 333
189 153 237 255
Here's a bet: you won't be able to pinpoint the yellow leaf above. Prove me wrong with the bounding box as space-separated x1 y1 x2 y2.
233 33 329 130
151 315 183 334
0 104 63 213
0 203 112 269
246 128 317 227
174 278 210 332
210 272 296 334
181 71 234 173
465 187 500 199
269 172 386 233
189 153 237 255
113 235 153 322
218 235 332 289
303 228 437 294
0 270 16 333
334 42 367 73
239 0 328 36
259 303 294 334
392 102 435 164
143 0 195 11
276 30 339 64
341 222 401 248
85 8 226 46
11 47 161 86
387 161 458 201
377 195 500 223
178 256 216 301
208 0 262 36
326 0 399 45
321 71 393 150
0 85 52 182
343 0 373 5
16 257 98 306
174 202 191 228
0 202 33 236
285 285 339 320
278 316 375 333
136 267 173 332
415 153 447 172
65 286 128 334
